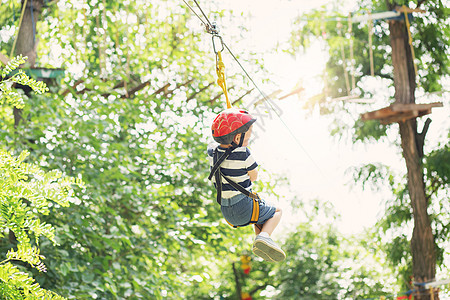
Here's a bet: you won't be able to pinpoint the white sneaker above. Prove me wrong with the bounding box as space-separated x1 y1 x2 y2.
252 235 286 262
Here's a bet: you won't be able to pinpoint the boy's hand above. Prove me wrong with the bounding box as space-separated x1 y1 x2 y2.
248 169 258 182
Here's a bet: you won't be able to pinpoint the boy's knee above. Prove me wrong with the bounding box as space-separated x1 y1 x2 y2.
275 207 282 217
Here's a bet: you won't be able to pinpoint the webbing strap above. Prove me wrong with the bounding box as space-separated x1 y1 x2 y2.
224 193 260 228
215 170 222 205
208 145 260 226
250 194 260 223
208 146 235 181
222 173 252 198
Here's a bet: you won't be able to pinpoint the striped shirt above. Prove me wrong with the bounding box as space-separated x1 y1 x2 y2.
207 145 258 199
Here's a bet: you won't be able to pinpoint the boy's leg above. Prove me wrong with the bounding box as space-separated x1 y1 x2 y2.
254 223 263 235
253 208 285 262
260 208 282 236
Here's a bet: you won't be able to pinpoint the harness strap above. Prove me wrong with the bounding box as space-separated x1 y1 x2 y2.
208 145 235 181
208 144 260 227
221 173 260 227
214 169 222 205
222 173 252 198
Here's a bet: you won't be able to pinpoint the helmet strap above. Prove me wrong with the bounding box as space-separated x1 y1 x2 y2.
238 132 245 147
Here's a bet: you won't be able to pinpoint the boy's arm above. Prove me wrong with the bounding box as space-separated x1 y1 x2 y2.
248 168 258 182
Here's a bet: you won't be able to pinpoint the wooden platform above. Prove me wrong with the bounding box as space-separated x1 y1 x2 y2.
361 102 443 125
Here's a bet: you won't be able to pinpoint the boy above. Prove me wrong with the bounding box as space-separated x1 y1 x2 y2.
207 108 285 262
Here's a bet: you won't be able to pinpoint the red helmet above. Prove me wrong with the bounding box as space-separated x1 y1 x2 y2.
211 108 256 144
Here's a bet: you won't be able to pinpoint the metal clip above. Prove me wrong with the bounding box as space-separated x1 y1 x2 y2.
212 34 224 54
206 21 220 35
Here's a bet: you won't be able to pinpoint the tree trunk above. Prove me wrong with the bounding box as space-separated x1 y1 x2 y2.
13 0 43 128
388 17 436 300
232 262 242 299
15 0 43 66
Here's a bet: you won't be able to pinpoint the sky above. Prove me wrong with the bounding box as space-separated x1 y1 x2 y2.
201 0 450 236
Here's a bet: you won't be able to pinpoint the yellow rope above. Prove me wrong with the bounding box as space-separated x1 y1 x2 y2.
403 5 418 78
10 0 29 58
216 51 231 109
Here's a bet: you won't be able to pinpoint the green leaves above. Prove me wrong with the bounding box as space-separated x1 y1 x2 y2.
426 143 450 186
0 146 83 299
352 119 387 143
6 245 47 272
0 55 49 110
0 55 83 299
0 262 66 300
11 70 49 94
1 55 27 78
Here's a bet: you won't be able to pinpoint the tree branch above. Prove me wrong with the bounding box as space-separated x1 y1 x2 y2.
250 283 268 296
121 80 150 98
416 0 429 9
209 85 236 105
415 118 432 158
232 262 242 298
425 176 442 202
186 81 214 102
61 79 85 96
151 83 171 96
232 88 254 106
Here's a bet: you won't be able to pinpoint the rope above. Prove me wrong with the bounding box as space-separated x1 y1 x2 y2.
10 0 29 58
182 0 208 28
223 42 325 176
182 0 325 175
215 51 231 108
337 21 351 96
182 1 229 108
321 18 329 99
348 13 355 91
368 11 375 76
30 0 36 45
192 0 218 34
402 5 418 78
193 0 214 28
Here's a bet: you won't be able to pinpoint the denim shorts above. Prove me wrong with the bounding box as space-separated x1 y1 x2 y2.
221 193 276 227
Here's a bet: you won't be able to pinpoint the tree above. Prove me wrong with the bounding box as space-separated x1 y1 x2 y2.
1 0 261 298
0 55 83 300
288 0 449 298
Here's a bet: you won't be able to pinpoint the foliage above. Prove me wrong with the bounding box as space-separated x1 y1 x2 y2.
1 0 259 298
287 0 449 138
350 158 450 289
0 55 48 110
270 206 396 300
179 199 398 299
289 0 450 289
2 0 435 298
426 141 450 187
0 58 81 299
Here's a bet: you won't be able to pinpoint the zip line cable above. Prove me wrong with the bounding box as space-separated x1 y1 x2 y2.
223 42 325 176
182 0 325 176
192 0 214 29
182 0 208 28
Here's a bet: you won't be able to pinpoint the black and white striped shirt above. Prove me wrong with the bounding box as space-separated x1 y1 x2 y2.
207 145 258 199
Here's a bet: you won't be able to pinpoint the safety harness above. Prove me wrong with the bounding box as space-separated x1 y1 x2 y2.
208 136 260 228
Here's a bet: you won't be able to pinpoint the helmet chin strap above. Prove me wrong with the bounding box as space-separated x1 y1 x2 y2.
230 132 245 148
238 132 245 147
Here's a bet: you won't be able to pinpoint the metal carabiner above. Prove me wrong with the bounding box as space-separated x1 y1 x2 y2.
212 34 224 55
